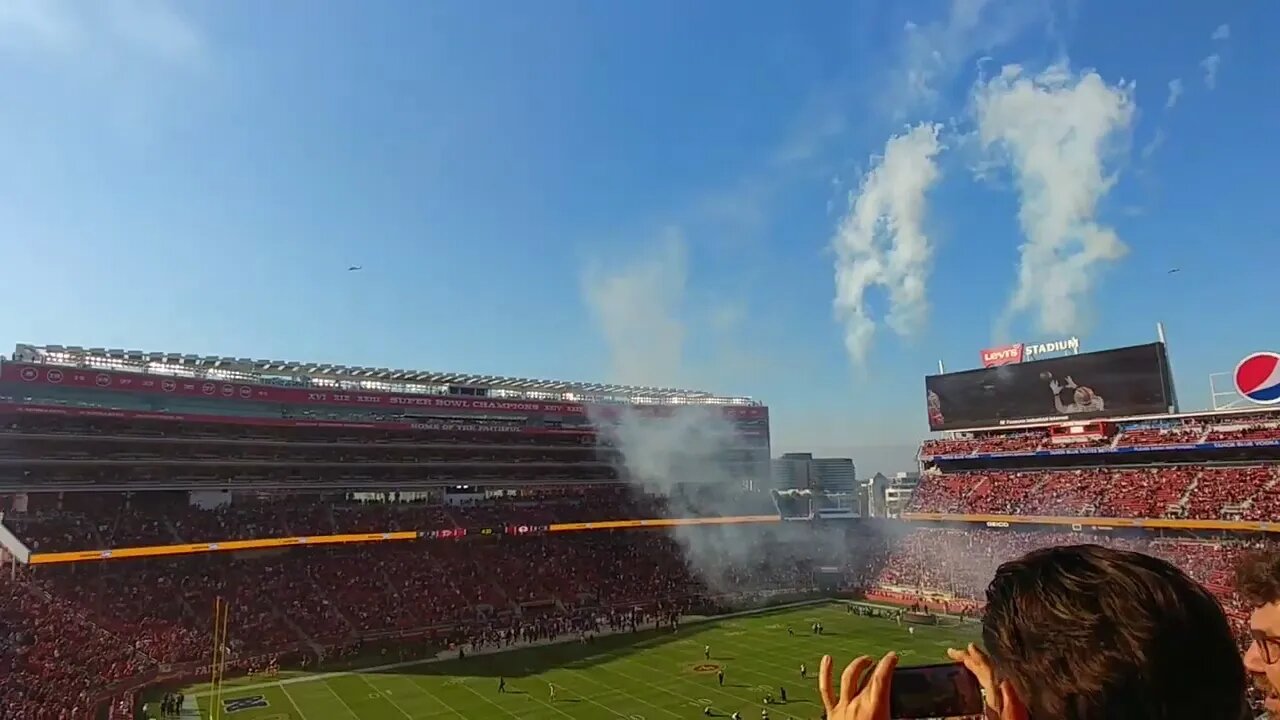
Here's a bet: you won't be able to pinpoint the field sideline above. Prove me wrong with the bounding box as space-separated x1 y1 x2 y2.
174 603 980 720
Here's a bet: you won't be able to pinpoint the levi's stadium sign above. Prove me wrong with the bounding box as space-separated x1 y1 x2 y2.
980 337 1080 368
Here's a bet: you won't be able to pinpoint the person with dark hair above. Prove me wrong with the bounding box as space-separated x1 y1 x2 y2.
945 544 1249 720
1236 550 1280 715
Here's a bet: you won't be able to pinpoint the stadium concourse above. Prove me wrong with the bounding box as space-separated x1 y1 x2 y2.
0 347 1279 719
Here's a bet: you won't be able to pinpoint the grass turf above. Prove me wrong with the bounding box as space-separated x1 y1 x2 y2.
176 603 979 720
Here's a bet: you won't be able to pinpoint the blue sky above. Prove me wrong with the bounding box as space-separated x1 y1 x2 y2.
0 0 1276 473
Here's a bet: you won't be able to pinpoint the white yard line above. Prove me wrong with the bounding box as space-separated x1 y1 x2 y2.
554 667 683 719
447 679 523 719
280 684 312 720
321 680 364 719
362 674 469 720
351 674 415 720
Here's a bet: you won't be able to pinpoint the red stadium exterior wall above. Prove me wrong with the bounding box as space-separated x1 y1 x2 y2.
1 362 768 420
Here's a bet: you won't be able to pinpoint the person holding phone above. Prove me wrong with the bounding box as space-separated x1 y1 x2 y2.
820 545 1248 720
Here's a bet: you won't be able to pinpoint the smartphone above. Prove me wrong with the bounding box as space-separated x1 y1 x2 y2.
888 662 984 719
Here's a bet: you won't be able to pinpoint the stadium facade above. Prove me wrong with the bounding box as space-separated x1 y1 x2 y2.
3 337 1280 719
0 343 772 493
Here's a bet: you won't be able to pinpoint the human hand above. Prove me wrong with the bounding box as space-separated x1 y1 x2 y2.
947 644 1000 720
819 652 897 720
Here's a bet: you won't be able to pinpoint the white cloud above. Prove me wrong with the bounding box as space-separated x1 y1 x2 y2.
1201 54 1221 89
890 0 1049 114
1140 128 1166 160
582 229 689 388
0 0 80 53
0 0 205 67
1165 78 1184 109
973 63 1134 336
832 123 944 366
1211 24 1230 41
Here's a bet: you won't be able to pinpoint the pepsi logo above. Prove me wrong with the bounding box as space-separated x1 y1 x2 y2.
1235 352 1280 405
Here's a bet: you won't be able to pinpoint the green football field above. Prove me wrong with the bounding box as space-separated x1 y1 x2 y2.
176 603 979 720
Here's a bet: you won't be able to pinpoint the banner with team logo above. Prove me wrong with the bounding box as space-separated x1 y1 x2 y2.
924 343 1174 431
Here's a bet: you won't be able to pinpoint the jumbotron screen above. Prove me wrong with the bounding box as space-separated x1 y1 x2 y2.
924 342 1174 431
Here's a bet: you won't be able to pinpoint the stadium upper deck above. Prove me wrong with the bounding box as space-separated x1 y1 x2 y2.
0 345 771 491
919 407 1280 466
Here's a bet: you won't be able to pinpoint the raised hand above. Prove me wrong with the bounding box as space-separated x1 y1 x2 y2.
818 652 897 720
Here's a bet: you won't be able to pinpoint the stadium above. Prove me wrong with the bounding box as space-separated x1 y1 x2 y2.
2 340 1280 720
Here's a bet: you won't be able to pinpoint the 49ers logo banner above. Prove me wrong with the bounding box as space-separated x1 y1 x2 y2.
926 343 1173 431
223 696 270 713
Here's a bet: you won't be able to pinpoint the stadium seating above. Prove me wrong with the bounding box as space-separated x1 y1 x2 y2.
1 486 782 553
870 527 1262 642
907 465 1280 520
0 524 832 717
3 516 1272 719
2 375 1276 719
918 415 1280 457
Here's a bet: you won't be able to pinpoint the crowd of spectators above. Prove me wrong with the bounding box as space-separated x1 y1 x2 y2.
919 413 1280 458
907 465 1280 520
0 523 824 718
2 517 1276 719
869 526 1266 643
1 486 779 553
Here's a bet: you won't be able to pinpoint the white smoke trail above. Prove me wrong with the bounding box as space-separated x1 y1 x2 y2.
973 63 1134 336
1165 78 1183 109
581 228 688 389
1200 54 1221 89
832 122 944 367
581 234 797 593
588 404 781 592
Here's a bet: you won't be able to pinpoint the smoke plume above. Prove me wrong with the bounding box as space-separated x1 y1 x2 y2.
832 122 944 367
588 403 782 592
581 228 688 389
1165 78 1183 109
581 231 783 591
973 63 1134 336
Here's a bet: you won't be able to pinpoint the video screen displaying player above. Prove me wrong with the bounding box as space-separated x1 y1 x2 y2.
923 343 1171 431
1046 374 1105 414
927 390 945 427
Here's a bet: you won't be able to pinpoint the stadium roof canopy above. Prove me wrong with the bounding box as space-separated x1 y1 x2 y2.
11 344 759 406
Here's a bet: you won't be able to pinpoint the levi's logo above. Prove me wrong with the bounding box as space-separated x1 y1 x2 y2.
980 344 1024 367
